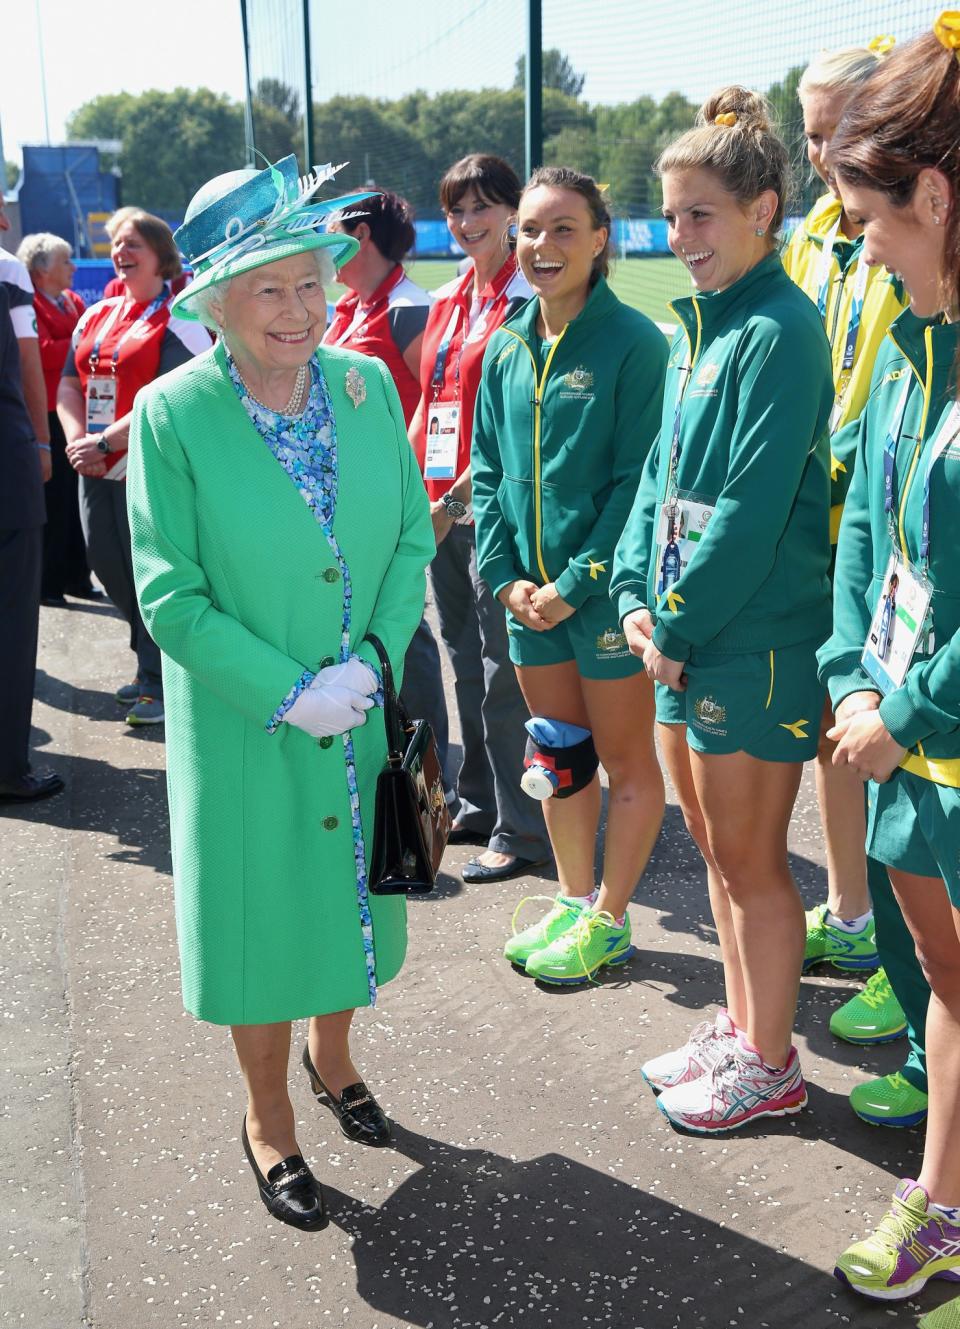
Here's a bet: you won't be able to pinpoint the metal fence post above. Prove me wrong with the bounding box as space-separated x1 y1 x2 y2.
525 0 543 178
303 0 315 170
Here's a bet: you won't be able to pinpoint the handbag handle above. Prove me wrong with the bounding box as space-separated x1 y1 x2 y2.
364 633 406 765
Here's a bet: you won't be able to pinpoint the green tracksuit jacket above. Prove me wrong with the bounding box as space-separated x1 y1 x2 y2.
818 309 960 786
610 252 834 659
471 276 667 607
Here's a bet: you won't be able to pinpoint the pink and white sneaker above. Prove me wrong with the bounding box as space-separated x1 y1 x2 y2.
656 1034 807 1133
641 1009 737 1094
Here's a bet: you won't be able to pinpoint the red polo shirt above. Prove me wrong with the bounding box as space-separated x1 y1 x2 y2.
323 265 430 425
415 254 532 501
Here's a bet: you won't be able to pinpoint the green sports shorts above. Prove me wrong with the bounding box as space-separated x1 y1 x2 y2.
655 636 824 762
867 769 960 909
505 594 643 679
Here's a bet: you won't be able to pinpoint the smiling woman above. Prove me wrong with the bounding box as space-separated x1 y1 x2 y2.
611 87 835 1136
125 156 434 1232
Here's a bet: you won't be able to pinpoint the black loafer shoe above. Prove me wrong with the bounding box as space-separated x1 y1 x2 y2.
461 854 549 884
0 771 65 803
241 1115 328 1231
301 1045 392 1146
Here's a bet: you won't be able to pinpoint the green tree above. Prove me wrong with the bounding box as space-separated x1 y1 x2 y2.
765 65 813 212
3 159 21 189
514 49 586 98
251 78 302 166
68 88 244 215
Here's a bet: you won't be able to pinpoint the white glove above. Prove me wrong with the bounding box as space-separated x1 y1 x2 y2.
310 656 379 697
284 683 375 738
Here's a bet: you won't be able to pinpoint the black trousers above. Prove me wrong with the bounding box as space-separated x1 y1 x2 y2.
0 525 43 783
42 410 91 598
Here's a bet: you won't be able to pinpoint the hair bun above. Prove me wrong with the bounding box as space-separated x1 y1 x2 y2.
699 86 773 135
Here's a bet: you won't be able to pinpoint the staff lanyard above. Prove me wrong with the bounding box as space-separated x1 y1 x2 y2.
665 350 692 503
815 216 843 320
883 375 960 564
88 292 168 376
430 289 495 402
829 255 871 432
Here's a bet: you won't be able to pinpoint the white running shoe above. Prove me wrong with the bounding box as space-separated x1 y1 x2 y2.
640 1009 737 1094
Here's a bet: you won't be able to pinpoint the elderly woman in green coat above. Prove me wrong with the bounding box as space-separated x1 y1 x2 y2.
126 158 434 1231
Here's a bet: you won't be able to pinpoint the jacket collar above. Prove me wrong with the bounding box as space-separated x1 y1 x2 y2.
504 274 618 342
669 251 790 341
887 306 959 379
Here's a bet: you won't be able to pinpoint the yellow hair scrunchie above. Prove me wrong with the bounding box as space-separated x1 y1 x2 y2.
714 112 737 127
867 34 895 56
934 10 960 60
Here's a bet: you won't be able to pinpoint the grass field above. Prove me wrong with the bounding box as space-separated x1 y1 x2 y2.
332 255 690 329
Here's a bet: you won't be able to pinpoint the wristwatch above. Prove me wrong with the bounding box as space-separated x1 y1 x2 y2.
441 492 468 522
96 434 111 454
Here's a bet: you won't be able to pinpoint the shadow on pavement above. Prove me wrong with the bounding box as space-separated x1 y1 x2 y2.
326 1124 930 1329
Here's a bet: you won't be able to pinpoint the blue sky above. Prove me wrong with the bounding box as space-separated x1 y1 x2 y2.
2 0 935 169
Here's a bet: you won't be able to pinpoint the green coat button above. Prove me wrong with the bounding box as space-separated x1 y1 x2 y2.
319 656 335 668
317 735 334 749
323 568 340 584
322 815 339 830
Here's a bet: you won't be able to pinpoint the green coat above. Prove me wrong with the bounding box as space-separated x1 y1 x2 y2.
127 340 434 1025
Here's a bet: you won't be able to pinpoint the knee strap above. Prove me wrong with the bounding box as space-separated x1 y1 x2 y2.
524 731 599 799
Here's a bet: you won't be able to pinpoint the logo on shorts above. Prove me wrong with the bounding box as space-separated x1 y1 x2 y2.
780 718 810 739
597 628 627 654
694 695 726 728
563 365 594 393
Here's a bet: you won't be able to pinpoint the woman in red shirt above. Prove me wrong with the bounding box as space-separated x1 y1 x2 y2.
57 211 209 725
409 154 551 882
18 232 94 605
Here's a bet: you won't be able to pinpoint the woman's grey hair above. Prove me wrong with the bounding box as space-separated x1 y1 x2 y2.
16 232 72 273
189 249 336 331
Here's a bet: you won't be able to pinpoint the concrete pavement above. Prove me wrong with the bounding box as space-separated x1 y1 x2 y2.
1 593 955 1329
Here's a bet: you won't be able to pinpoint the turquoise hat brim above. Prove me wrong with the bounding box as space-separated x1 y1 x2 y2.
171 231 360 322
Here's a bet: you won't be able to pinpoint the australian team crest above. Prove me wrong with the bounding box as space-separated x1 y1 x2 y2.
695 361 721 389
596 627 627 654
563 365 594 393
694 695 726 727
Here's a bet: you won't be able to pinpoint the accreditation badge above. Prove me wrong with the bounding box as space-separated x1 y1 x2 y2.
86 376 117 433
424 403 460 480
654 492 716 597
861 551 932 694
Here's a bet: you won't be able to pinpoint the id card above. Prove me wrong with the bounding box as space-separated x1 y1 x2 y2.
86 376 117 433
861 552 931 694
424 403 460 480
654 493 716 597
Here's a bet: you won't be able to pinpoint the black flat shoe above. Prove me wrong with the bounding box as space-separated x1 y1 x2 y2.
0 771 65 803
241 1115 328 1231
461 854 550 884
301 1045 392 1147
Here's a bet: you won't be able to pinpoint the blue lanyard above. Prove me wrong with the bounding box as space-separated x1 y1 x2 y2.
883 375 960 564
89 292 168 374
665 350 692 500
430 303 463 398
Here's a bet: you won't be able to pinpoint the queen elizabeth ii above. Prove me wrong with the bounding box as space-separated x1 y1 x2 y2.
126 158 434 1231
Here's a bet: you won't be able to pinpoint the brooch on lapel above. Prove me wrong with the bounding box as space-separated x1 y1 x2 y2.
345 367 366 409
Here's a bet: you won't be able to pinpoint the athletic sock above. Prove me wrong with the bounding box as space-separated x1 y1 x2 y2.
930 1200 960 1223
565 893 595 908
825 908 873 933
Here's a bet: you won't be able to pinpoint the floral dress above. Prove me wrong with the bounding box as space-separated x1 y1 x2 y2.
229 351 379 1006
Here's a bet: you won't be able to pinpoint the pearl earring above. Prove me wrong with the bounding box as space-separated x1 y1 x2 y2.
755 227 765 237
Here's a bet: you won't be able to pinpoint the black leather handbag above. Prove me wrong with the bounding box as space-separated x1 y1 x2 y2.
365 633 451 895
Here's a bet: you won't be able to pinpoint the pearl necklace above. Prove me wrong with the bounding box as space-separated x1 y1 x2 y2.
239 363 308 417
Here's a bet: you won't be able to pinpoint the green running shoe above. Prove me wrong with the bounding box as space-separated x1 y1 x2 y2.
850 1071 928 1128
829 967 907 1045
504 894 587 968
919 1293 960 1328
834 1179 960 1300
804 902 879 971
525 909 634 985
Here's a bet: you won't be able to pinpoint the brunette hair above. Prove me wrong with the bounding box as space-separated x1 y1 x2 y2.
439 153 522 212
829 32 960 318
333 189 416 263
111 209 183 281
520 165 613 281
655 86 790 239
